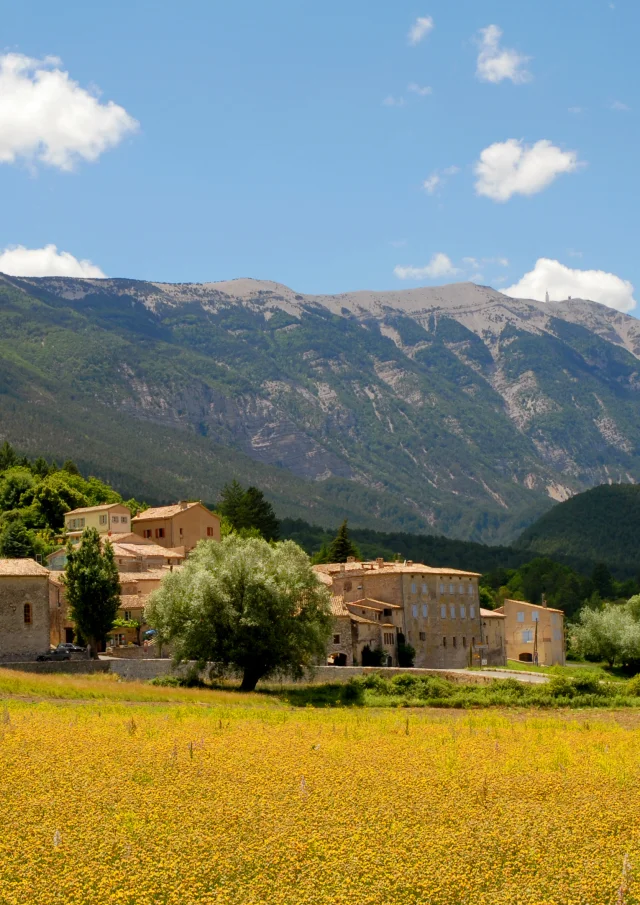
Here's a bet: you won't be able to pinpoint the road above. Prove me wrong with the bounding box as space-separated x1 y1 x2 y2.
449 669 549 685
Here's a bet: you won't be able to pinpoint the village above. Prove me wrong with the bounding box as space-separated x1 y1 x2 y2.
0 499 566 671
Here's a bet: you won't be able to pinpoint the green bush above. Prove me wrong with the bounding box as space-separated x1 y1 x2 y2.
625 674 640 696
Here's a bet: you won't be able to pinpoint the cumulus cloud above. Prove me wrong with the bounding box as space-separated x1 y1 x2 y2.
0 52 138 171
394 253 458 281
474 139 580 202
408 16 434 46
423 165 459 195
504 258 636 313
408 82 432 96
0 244 106 278
476 25 531 84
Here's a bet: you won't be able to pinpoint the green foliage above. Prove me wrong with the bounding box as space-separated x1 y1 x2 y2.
397 634 416 668
328 520 361 563
64 528 121 656
0 520 35 558
146 535 332 690
217 481 280 541
571 600 640 669
361 645 386 667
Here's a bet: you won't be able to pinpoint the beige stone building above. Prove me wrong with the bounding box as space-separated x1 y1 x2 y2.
315 558 487 669
64 503 132 540
480 608 507 667
0 560 51 660
109 569 179 648
495 599 565 666
131 502 221 554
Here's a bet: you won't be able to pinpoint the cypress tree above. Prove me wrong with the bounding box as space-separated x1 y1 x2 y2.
328 520 360 563
64 528 121 658
244 486 280 541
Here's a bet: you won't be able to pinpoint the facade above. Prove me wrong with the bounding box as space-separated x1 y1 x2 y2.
48 533 184 573
495 599 565 666
109 569 178 648
480 608 507 667
0 559 51 661
64 503 132 540
315 558 483 669
131 502 221 554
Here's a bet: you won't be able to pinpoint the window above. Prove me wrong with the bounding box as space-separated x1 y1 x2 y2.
155 528 165 539
412 605 418 618
462 637 467 648
206 527 214 537
517 611 525 623
459 584 464 595
552 613 560 626
452 637 457 648
553 629 562 642
333 634 341 644
411 582 417 594
532 611 539 622
344 581 352 592
23 603 32 625
449 583 454 594
439 582 444 595
384 632 395 645
468 584 473 596
442 637 447 647
440 605 447 618
450 605 456 619
383 609 392 617
143 529 152 539
422 604 428 618
120 516 127 524
460 605 466 619
470 606 475 619
99 515 107 526
179 527 183 536
124 610 131 621
522 629 533 643
422 583 427 595
419 632 426 641
111 516 119 524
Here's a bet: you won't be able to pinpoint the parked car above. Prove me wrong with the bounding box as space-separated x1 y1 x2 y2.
36 648 71 662
56 643 86 654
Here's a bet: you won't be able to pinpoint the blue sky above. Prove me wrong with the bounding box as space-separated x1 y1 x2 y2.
1 0 638 312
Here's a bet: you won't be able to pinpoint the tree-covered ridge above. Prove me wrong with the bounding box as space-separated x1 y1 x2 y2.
516 483 640 573
0 442 145 559
3 274 640 544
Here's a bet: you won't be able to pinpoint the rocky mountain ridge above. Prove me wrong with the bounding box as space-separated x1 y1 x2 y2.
1 273 639 543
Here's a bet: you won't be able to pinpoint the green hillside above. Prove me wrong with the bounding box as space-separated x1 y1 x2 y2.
516 483 640 572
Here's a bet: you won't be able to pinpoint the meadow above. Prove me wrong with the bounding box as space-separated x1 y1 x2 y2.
0 673 638 905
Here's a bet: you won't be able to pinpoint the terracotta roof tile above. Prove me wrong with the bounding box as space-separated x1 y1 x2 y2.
66 503 129 516
119 595 149 610
0 558 49 577
132 502 218 522
502 599 564 615
329 595 349 617
480 607 505 618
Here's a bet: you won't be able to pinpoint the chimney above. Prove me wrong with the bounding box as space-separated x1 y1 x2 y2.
376 557 384 569
346 556 356 563
179 501 189 510
541 594 548 608
406 560 413 568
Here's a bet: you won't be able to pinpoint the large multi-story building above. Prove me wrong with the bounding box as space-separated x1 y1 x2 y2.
64 503 132 539
131 501 221 554
495 598 565 666
314 558 488 669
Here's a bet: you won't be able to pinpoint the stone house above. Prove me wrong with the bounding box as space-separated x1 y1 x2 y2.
131 502 221 554
0 559 51 661
48 533 184 573
315 558 484 669
480 608 507 667
495 599 565 666
109 569 179 648
64 503 132 540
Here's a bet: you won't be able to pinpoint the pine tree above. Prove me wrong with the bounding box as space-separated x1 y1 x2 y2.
244 486 280 541
64 528 121 658
0 521 35 559
217 480 247 530
328 520 360 563
0 442 17 471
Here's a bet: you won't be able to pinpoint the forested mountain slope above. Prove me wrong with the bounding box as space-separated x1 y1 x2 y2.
1 272 639 543
516 483 640 572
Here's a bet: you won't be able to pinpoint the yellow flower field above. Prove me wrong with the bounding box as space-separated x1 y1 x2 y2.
0 683 638 905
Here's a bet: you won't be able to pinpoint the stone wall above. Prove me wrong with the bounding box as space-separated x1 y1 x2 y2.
0 660 110 675
0 576 50 661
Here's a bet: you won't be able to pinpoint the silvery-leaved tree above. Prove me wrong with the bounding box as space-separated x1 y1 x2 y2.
146 535 332 691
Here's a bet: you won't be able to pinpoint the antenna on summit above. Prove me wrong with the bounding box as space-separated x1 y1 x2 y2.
545 290 550 303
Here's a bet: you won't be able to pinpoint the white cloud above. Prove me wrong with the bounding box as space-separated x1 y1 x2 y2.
408 16 434 46
442 165 460 177
474 139 580 202
504 258 636 313
394 253 458 281
408 82 432 96
476 25 531 84
382 94 406 107
423 173 440 194
0 52 138 171
611 100 630 112
568 106 584 114
0 244 106 278
464 255 509 268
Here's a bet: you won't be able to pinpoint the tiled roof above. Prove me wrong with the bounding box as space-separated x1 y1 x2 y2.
350 597 403 609
502 598 565 615
0 558 49 577
480 607 505 618
119 595 148 610
329 595 349 617
119 569 178 582
349 613 379 625
113 542 184 560
313 561 481 578
314 571 333 586
132 502 218 522
66 503 129 516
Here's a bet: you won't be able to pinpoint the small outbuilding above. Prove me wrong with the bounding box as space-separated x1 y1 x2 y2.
0 559 51 661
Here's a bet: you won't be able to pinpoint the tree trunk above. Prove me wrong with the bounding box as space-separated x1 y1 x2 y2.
240 667 264 692
87 637 100 660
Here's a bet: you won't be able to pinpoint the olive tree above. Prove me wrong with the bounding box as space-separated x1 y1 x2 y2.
146 535 332 690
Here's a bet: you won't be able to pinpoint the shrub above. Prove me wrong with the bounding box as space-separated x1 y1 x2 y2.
625 674 640 697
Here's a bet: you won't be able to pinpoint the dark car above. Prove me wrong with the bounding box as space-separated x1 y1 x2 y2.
36 648 71 662
56 643 86 654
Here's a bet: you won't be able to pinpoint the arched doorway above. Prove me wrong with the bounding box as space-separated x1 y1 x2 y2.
519 652 533 663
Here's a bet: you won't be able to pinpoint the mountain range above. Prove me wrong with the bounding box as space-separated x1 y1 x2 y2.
1 273 639 544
